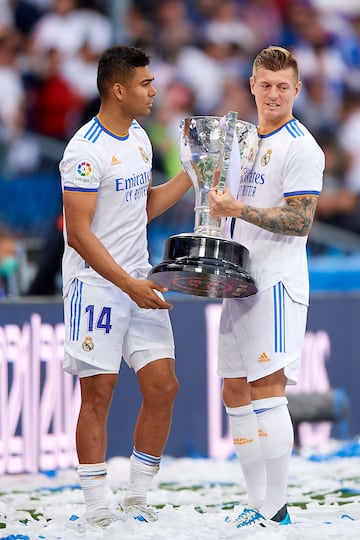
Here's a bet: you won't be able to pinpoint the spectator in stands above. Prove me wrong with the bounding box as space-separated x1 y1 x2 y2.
27 46 84 140
289 3 348 132
314 129 359 237
0 27 33 177
123 0 155 49
294 74 340 134
21 0 114 154
0 0 14 29
29 0 113 100
213 75 256 121
27 213 63 295
338 87 360 195
152 0 197 55
13 0 44 37
237 0 284 51
0 28 25 144
335 12 360 90
147 78 196 177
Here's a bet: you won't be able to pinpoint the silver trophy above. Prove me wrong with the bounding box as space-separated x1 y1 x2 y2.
149 112 258 298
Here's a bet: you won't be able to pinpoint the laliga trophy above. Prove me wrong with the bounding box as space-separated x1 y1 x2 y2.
149 112 258 298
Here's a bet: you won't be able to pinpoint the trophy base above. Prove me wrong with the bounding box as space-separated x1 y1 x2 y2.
149 233 257 298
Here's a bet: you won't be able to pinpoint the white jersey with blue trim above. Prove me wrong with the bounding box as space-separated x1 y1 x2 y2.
230 118 324 304
60 116 153 296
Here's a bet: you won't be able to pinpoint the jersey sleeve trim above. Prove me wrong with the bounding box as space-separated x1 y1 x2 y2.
63 186 99 193
284 190 320 198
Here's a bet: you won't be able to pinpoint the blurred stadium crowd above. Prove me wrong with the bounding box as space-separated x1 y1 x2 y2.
1 0 360 297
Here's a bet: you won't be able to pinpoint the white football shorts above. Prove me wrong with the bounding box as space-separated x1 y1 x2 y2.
63 278 175 377
217 282 307 385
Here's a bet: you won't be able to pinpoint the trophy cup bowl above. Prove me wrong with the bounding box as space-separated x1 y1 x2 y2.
148 114 258 298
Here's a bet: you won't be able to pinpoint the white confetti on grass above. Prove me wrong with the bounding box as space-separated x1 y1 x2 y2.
0 441 360 539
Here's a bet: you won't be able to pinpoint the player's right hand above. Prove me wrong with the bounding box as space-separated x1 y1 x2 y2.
122 277 173 310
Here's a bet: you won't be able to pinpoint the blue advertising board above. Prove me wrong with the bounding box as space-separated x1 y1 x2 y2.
0 294 359 473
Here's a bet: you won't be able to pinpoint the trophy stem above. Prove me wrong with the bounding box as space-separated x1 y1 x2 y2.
218 111 238 193
194 205 222 237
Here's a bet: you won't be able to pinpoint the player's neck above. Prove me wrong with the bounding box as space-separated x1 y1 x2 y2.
257 115 294 135
97 110 131 138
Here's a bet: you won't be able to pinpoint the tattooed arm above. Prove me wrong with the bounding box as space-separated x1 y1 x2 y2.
208 188 318 237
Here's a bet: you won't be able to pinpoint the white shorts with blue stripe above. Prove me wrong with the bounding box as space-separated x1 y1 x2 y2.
217 282 307 385
63 278 175 377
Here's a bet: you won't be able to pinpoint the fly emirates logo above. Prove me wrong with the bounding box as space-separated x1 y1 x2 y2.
238 166 265 198
114 169 151 202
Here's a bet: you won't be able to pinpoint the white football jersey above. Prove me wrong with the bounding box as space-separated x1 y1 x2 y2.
60 117 153 296
227 118 324 304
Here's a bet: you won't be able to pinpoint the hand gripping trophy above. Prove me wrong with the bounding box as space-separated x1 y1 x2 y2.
149 111 258 298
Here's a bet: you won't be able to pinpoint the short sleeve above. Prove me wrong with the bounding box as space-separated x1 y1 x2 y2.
60 138 104 193
283 136 324 198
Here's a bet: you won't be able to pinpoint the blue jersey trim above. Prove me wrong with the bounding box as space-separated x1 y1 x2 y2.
84 119 102 142
286 119 305 138
284 190 320 198
64 186 98 193
84 116 130 141
131 119 141 130
258 118 303 139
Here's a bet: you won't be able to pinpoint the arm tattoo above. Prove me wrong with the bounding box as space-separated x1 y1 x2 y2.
239 196 318 236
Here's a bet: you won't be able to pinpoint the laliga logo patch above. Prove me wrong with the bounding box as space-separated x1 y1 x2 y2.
74 161 93 185
139 146 149 163
77 161 93 176
261 149 272 166
82 335 94 352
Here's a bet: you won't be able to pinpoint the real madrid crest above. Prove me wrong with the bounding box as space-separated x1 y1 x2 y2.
261 149 272 166
139 146 149 163
82 335 94 352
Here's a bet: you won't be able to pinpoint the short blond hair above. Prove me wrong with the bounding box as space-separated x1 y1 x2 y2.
252 46 300 82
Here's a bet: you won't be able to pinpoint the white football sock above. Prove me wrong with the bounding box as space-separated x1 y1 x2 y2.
78 462 108 513
253 397 294 518
123 448 160 504
226 405 265 510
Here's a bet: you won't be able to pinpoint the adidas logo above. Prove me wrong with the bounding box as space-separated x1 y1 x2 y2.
258 351 271 363
233 437 254 445
111 156 121 165
258 429 268 438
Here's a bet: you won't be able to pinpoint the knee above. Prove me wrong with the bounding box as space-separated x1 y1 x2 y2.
147 374 179 405
222 378 251 408
160 374 180 403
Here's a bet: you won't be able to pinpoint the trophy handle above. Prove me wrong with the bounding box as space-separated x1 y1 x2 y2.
217 111 238 194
